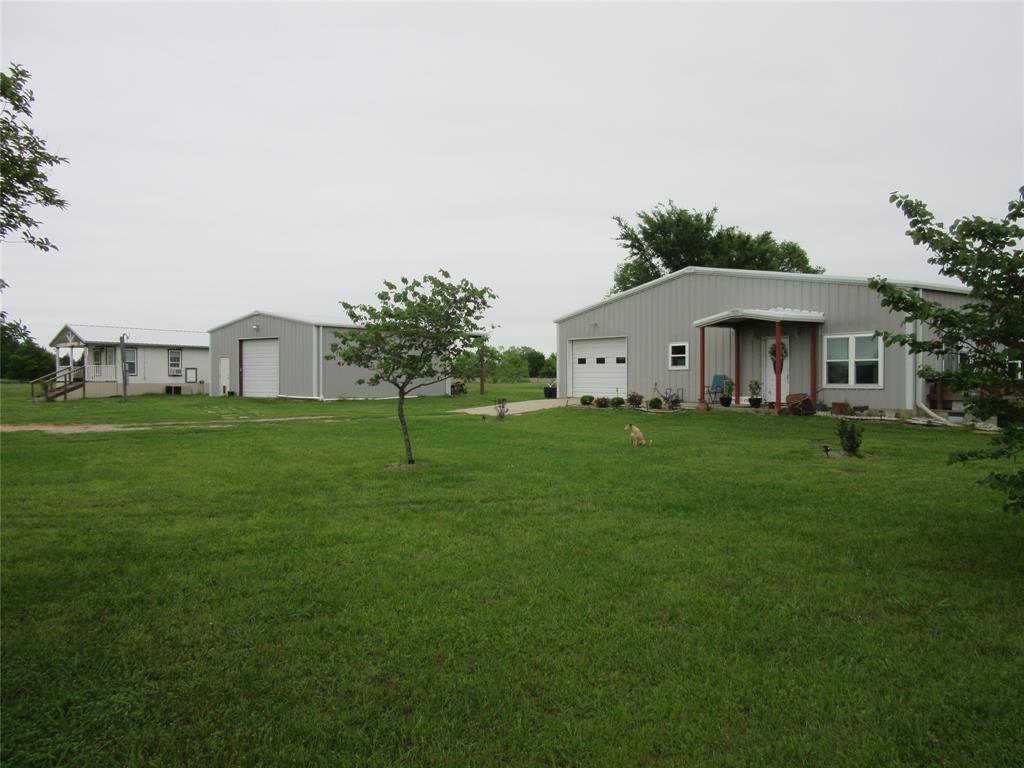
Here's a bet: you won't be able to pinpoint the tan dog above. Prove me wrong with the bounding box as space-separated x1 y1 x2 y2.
625 423 647 447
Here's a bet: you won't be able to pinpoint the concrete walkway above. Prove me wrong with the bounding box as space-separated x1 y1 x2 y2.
454 398 578 416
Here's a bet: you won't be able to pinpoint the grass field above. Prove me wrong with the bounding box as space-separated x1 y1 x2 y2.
2 384 1022 766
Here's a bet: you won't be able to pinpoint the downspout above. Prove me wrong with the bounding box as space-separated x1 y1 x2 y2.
316 325 323 401
912 289 956 426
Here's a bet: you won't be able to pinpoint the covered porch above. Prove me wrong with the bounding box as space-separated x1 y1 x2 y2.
693 307 825 411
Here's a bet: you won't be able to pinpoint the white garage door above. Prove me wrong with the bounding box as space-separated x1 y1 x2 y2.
571 337 627 398
242 339 279 398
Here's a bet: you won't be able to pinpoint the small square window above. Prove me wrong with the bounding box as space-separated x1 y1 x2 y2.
616 356 626 364
668 342 689 369
596 357 605 364
577 357 586 365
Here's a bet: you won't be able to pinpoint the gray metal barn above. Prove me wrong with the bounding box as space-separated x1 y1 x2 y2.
554 267 971 412
208 311 450 399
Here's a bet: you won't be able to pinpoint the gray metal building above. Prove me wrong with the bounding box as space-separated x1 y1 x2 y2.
208 311 450 399
554 267 970 412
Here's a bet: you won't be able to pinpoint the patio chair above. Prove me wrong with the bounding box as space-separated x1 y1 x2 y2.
704 374 727 404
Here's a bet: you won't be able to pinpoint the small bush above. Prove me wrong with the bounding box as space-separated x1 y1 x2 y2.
836 418 864 457
663 392 682 410
594 396 610 408
610 396 625 408
648 397 663 410
626 391 644 408
579 395 595 406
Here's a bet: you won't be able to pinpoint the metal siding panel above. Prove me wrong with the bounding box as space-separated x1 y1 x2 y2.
319 326 448 399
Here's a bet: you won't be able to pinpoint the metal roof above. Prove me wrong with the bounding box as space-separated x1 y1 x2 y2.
50 324 209 348
553 266 970 323
207 310 359 333
693 307 826 327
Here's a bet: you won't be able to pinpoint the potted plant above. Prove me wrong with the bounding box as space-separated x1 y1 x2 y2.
748 379 763 409
719 376 734 407
543 381 557 398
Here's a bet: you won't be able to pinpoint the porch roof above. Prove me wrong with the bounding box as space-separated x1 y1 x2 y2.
693 307 825 328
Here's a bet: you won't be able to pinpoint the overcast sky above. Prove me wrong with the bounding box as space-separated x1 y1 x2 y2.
2 1 1021 354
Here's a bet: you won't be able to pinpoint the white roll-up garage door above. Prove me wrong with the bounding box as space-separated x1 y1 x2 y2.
242 339 279 398
570 337 627 398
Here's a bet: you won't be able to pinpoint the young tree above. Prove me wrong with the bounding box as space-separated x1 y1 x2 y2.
870 188 1024 512
610 201 822 293
328 270 496 465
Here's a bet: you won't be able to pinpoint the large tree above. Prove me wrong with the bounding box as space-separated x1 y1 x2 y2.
1 63 68 350
1 63 67 254
610 201 822 293
870 188 1024 512
328 270 496 465
0 318 53 381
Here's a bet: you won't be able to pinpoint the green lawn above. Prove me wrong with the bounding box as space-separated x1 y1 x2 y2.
2 386 1022 766
0 381 543 426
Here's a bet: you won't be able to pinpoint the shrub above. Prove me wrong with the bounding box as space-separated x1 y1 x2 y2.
626 391 644 408
748 379 762 398
648 397 663 410
610 396 625 408
594 396 610 408
663 392 682 410
836 418 864 457
579 395 595 406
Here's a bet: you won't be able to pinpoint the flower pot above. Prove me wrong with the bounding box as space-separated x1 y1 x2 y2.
543 386 557 399
749 397 762 409
719 396 732 407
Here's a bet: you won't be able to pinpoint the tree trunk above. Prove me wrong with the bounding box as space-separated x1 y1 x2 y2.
396 389 415 464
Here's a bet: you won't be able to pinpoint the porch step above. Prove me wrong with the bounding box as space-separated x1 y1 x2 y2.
42 380 85 401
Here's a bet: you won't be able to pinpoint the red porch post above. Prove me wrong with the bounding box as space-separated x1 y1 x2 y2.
774 320 783 412
810 325 818 407
699 326 706 406
734 327 740 404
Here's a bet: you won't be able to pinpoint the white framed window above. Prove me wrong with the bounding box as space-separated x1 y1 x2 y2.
124 347 138 377
168 349 183 376
668 342 689 370
825 333 882 388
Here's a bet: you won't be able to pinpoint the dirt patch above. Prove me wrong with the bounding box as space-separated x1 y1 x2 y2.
0 414 344 435
0 423 151 434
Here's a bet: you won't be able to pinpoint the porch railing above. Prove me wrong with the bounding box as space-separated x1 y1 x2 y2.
30 366 85 401
86 364 120 382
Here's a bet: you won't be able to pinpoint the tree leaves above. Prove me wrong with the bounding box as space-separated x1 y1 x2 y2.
326 270 497 463
609 201 822 293
871 188 1024 512
0 63 68 253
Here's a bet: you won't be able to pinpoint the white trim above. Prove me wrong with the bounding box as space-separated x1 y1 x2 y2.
208 310 360 333
553 266 969 324
823 332 885 390
124 347 138 377
167 348 183 377
667 341 690 370
694 307 825 327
